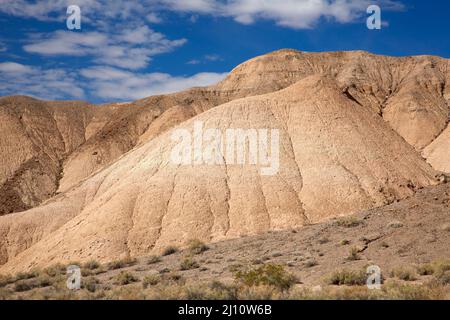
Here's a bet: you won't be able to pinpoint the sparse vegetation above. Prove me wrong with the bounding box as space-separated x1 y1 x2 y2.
234 264 297 291
327 269 367 286
340 239 350 246
390 267 417 281
188 239 209 255
335 216 363 228
180 257 200 271
346 247 361 261
14 275 53 292
114 271 138 285
82 277 100 293
143 275 160 288
83 260 101 270
162 246 178 256
107 257 137 270
147 255 161 265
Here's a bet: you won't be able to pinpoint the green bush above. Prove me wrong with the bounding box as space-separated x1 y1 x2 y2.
234 264 297 291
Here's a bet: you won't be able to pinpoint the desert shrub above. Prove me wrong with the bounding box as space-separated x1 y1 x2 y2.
335 216 363 228
180 257 200 271
0 275 14 288
15 270 40 281
188 239 209 255
82 277 100 293
234 264 297 291
43 264 66 277
83 260 101 270
327 269 367 286
340 239 350 246
346 247 361 261
417 264 435 276
14 275 52 292
147 255 161 265
434 260 450 273
433 270 450 285
162 246 178 256
143 275 160 288
107 257 137 270
390 267 417 281
114 271 139 285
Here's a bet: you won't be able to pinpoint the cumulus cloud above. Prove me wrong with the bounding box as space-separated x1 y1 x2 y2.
160 0 405 29
0 0 404 29
0 62 85 100
0 62 227 101
24 27 186 70
79 66 228 100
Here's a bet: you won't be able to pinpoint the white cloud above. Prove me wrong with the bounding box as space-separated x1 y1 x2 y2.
0 62 227 102
0 62 85 100
160 0 405 29
80 66 228 100
23 27 186 70
0 0 404 29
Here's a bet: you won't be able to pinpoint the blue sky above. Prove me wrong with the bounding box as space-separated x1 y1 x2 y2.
0 0 449 103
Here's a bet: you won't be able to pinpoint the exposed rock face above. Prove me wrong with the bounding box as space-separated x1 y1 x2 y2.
0 50 448 272
0 75 438 272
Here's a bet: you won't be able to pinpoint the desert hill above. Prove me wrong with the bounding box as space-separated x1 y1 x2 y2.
0 49 448 272
1 50 449 216
0 74 441 272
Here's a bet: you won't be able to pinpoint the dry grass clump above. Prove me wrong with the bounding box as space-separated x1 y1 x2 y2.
0 274 15 288
83 260 101 270
188 239 209 255
162 246 178 256
234 264 297 291
147 255 161 265
113 271 139 286
180 257 200 271
14 275 53 292
346 247 361 261
326 269 367 286
82 277 100 293
107 257 137 270
335 216 363 228
143 275 161 288
390 267 418 281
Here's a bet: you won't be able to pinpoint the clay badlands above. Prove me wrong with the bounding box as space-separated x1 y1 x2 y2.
0 49 449 274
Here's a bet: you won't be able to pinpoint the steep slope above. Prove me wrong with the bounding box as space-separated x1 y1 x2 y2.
57 88 232 193
217 50 449 151
0 96 119 215
423 125 450 173
0 75 437 272
4 50 448 215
